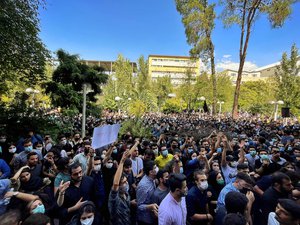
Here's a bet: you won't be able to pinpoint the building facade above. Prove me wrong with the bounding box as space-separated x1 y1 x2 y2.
148 55 200 85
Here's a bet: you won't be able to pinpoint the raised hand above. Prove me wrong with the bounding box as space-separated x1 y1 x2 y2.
58 180 70 193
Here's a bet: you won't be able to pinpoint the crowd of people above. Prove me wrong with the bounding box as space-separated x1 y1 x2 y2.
0 111 300 225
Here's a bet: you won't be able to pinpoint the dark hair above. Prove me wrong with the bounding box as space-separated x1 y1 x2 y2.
94 156 101 161
157 169 167 182
193 170 206 182
225 191 248 214
23 138 32 145
272 172 291 186
124 158 132 167
168 173 186 192
236 172 255 186
27 151 38 160
0 209 22 225
69 162 82 174
33 141 43 148
223 213 247 225
78 201 95 216
143 160 155 176
237 163 249 171
56 157 70 171
22 213 51 225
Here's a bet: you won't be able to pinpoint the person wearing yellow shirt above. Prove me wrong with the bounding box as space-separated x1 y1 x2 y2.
155 145 173 170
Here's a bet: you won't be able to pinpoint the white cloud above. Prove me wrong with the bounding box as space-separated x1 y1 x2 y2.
223 54 231 58
216 57 258 72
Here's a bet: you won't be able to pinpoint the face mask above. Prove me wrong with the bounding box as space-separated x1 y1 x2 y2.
106 163 113 169
112 148 118 154
24 146 33 152
153 149 158 155
260 154 269 160
81 216 94 225
250 150 256 156
198 181 208 190
0 138 6 143
191 156 197 160
61 140 67 145
74 137 80 141
188 148 194 154
230 161 238 167
36 147 43 151
119 183 129 193
9 147 17 153
161 149 168 156
217 148 222 153
32 204 45 214
94 165 101 171
217 179 225 185
45 143 52 151
279 147 285 152
287 146 293 151
101 154 105 159
180 167 184 174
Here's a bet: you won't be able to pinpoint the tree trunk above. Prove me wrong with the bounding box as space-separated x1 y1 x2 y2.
209 40 217 115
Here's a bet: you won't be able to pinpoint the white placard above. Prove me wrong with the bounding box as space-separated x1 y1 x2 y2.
91 124 121 149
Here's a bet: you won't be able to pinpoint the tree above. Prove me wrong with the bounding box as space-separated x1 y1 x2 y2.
153 76 173 111
175 0 218 114
0 0 49 93
46 49 108 112
220 0 296 118
134 56 157 111
239 80 276 114
178 68 196 110
275 44 300 114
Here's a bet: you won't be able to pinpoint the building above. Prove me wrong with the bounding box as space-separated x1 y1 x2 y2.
148 55 201 85
82 59 137 76
224 58 300 85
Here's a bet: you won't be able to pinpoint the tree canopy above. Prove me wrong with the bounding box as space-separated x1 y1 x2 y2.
46 49 108 112
0 0 49 93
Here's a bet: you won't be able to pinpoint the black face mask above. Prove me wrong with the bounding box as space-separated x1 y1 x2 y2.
240 187 249 195
84 148 90 154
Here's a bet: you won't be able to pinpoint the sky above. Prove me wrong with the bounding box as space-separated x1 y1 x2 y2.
39 0 300 71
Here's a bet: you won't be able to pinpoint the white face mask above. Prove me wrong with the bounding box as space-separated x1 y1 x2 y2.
101 154 106 159
106 163 113 169
191 156 197 160
36 147 43 151
94 165 101 171
198 181 208 190
80 216 94 225
61 140 67 145
9 147 17 153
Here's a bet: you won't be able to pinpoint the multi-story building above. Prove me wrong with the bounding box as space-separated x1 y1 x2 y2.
224 58 300 85
148 55 200 85
82 60 137 76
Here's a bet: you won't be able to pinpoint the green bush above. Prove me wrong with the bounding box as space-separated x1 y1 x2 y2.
119 118 151 139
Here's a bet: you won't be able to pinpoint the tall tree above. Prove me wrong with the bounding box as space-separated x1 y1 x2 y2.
220 0 296 119
175 0 218 114
275 44 300 113
135 56 157 111
0 0 49 93
153 76 173 111
46 49 108 111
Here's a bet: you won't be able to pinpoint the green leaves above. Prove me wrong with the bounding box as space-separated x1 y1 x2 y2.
46 49 108 112
0 0 49 93
275 44 300 111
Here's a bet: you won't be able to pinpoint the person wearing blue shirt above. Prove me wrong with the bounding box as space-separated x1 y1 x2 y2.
0 159 11 179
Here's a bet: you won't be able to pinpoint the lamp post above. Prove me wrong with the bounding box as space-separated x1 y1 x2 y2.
115 96 122 115
217 101 224 119
270 100 284 121
25 88 40 107
82 83 93 138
